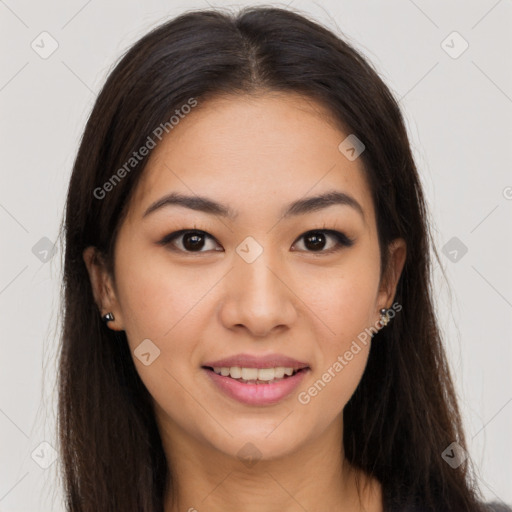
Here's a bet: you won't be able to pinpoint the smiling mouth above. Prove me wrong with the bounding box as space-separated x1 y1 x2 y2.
202 366 309 385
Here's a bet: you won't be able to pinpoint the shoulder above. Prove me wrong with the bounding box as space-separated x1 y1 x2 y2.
483 502 512 512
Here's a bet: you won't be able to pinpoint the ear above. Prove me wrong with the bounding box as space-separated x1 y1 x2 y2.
376 237 407 315
83 246 124 331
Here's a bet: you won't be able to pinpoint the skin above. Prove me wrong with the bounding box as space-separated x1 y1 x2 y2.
84 92 406 512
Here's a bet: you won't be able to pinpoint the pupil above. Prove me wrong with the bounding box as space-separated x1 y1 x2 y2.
305 232 325 251
183 232 204 251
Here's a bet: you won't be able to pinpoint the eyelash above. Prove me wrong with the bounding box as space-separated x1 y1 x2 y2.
157 227 355 255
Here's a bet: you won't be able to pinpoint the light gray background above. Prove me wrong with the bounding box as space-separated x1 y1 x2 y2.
1 0 511 510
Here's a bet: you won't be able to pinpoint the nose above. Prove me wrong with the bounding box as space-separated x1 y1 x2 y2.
218 252 298 338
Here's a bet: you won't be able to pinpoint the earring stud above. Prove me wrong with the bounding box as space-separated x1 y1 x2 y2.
102 312 115 323
379 308 390 327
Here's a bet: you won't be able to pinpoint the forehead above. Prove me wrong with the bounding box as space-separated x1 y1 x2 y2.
128 92 375 228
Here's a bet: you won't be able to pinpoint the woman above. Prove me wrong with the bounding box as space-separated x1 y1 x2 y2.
57 5 509 512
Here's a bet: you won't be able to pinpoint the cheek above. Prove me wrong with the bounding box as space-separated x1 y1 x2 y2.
309 258 380 343
297 252 378 414
298 331 371 423
113 245 211 417
114 242 214 346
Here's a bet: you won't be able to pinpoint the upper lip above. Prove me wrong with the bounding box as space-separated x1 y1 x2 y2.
202 353 310 370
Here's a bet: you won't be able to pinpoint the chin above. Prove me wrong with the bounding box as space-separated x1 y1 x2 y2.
198 419 310 462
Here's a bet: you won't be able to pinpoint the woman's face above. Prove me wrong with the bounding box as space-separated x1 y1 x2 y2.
85 92 405 463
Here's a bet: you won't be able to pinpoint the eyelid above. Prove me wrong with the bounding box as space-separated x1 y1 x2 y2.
292 229 355 253
157 229 221 252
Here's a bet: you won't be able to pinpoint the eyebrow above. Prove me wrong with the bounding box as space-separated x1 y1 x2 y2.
142 190 365 222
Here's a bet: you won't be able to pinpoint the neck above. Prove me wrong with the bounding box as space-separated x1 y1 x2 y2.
160 414 382 512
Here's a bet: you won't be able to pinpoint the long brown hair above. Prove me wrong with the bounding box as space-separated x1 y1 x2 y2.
57 6 487 511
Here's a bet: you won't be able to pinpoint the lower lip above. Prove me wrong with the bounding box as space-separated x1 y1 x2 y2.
203 367 309 406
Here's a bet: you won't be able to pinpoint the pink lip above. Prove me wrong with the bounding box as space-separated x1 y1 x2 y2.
202 353 310 370
204 367 310 406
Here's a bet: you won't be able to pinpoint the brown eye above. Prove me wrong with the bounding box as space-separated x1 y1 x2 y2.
158 230 222 253
182 232 205 251
303 232 327 251
292 230 355 253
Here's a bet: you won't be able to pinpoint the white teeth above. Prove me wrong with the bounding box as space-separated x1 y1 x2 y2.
229 366 242 379
257 368 277 381
241 368 258 380
273 367 285 379
210 366 299 381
